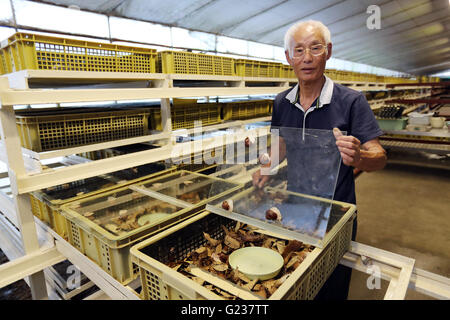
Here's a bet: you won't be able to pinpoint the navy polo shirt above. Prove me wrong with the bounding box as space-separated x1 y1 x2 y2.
271 76 383 205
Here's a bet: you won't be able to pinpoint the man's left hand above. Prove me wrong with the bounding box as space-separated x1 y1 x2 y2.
333 127 361 167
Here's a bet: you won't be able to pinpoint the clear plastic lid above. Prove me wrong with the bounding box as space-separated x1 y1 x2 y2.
66 187 186 237
135 170 242 207
206 127 346 247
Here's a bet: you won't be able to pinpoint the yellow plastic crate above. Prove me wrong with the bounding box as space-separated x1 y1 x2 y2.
335 70 352 81
60 171 242 284
324 69 337 80
365 73 377 83
150 103 222 131
235 59 283 78
349 72 359 81
282 65 296 79
0 33 157 74
30 164 176 240
130 198 356 300
157 50 235 76
376 75 385 83
222 100 272 121
16 108 150 152
0 53 4 75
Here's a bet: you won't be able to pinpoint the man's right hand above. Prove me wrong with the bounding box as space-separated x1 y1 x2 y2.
252 169 270 189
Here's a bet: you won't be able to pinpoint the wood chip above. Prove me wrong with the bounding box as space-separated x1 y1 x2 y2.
255 287 267 299
211 253 222 264
212 264 229 272
262 238 275 248
262 279 277 295
234 269 251 283
243 279 258 291
224 235 240 249
203 232 220 246
276 241 286 254
275 273 290 288
192 277 204 286
282 240 304 259
234 221 241 233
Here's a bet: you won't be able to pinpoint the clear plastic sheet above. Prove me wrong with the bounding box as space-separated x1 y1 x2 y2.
66 188 186 236
207 127 345 247
65 171 241 237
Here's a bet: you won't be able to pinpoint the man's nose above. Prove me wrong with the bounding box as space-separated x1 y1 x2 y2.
302 50 313 63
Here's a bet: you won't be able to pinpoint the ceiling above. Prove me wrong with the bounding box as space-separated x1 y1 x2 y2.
32 0 450 75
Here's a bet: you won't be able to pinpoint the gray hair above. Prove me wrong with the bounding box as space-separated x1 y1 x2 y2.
284 20 331 58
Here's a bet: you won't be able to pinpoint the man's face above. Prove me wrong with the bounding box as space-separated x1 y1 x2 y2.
285 25 332 83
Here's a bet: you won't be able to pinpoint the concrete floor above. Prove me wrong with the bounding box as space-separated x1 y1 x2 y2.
347 162 450 300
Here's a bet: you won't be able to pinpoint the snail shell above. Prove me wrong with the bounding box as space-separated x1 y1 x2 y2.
259 153 271 165
221 199 233 212
266 207 282 221
244 136 255 147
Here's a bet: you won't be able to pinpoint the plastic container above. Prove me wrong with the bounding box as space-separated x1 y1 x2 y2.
131 127 356 300
59 171 242 284
376 75 385 83
282 65 296 79
30 164 176 240
157 51 235 76
430 117 445 129
408 112 434 125
235 59 283 78
376 118 407 131
0 33 157 74
324 69 336 80
16 108 150 152
150 103 222 131
222 100 272 121
131 199 355 300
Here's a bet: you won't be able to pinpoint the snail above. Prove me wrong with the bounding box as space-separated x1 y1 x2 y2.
265 207 282 221
221 199 233 212
258 152 271 165
244 136 255 147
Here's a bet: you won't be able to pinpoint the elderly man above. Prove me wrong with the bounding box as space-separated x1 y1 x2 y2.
253 20 387 300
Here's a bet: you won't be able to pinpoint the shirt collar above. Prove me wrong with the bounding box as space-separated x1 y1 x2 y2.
285 75 334 110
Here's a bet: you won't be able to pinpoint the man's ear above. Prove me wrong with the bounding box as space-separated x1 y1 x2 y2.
285 50 293 66
326 43 332 60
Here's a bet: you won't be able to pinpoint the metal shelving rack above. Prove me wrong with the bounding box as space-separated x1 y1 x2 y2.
0 70 448 300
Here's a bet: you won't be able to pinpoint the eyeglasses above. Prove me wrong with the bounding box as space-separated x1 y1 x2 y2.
292 44 326 59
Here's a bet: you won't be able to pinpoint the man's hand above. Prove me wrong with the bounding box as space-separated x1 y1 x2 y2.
333 127 361 167
252 169 270 189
